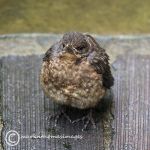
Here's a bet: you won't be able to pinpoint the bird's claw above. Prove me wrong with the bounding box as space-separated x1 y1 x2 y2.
72 110 96 131
47 110 72 126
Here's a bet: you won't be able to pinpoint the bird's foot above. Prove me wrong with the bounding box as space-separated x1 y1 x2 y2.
72 109 96 131
47 109 71 126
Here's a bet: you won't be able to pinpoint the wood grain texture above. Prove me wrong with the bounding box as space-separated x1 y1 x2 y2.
0 55 106 150
112 55 150 150
0 54 149 150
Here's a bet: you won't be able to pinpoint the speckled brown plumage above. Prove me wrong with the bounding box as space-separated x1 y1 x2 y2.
40 32 114 110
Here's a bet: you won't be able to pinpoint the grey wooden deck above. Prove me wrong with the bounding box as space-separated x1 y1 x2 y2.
0 34 150 150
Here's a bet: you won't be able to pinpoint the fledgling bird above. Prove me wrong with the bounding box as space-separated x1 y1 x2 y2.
40 32 114 129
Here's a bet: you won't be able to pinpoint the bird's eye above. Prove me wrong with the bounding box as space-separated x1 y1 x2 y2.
77 46 85 50
62 43 65 48
76 46 88 54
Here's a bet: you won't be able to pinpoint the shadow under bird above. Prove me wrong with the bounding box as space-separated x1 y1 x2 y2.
40 32 114 130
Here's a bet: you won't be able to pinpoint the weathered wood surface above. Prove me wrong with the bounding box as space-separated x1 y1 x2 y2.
0 54 150 150
112 55 150 150
0 55 107 150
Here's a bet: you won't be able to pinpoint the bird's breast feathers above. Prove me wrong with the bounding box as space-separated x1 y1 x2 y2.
40 57 106 109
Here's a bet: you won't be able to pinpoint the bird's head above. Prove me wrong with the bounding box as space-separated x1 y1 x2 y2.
59 32 92 59
43 32 100 62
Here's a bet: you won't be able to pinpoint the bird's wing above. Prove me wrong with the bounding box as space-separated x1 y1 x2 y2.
43 41 62 61
85 34 114 89
43 47 52 61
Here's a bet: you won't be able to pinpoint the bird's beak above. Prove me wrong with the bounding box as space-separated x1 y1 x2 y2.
64 44 74 54
59 44 78 60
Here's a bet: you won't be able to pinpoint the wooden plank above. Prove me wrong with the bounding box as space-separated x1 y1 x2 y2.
0 54 149 150
112 55 150 150
0 55 108 150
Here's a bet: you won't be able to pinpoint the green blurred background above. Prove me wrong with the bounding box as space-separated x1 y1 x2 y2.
0 0 150 34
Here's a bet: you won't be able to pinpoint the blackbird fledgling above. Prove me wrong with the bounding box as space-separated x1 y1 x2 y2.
40 32 114 129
